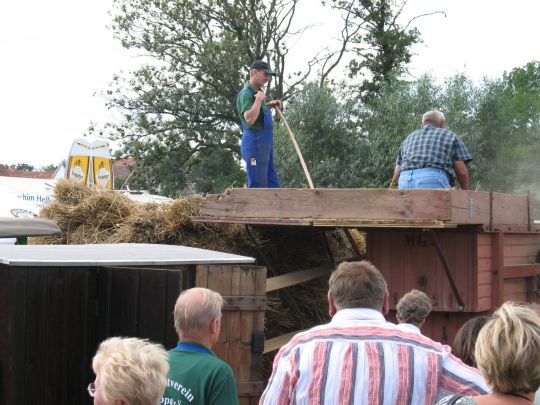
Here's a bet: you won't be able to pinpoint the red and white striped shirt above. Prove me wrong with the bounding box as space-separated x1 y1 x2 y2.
260 308 489 405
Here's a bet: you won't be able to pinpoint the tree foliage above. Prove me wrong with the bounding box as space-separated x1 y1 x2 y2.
327 0 428 102
274 82 365 187
100 1 538 202
351 63 540 198
353 74 490 188
100 0 424 196
101 0 313 196
39 164 58 172
12 163 35 171
473 62 540 195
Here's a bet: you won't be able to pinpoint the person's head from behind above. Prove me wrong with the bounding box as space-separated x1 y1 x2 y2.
452 315 489 367
475 302 540 394
91 337 169 405
328 260 388 317
174 287 225 348
396 289 432 328
422 110 445 128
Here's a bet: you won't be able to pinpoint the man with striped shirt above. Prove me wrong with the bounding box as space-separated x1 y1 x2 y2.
260 261 489 405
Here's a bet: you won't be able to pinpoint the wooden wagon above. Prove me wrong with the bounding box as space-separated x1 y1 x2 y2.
194 188 540 345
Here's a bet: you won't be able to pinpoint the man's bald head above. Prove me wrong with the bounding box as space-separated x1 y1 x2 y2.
173 287 225 339
422 110 446 128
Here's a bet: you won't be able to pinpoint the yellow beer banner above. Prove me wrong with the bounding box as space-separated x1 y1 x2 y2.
67 156 89 185
93 157 113 189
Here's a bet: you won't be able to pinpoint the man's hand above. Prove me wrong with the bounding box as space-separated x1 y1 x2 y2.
268 100 283 110
255 90 266 103
244 90 266 125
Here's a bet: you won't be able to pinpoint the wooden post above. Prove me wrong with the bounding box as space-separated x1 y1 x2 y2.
196 265 267 404
275 108 314 189
492 231 505 307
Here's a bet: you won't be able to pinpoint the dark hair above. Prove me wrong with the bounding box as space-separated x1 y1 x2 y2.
329 261 387 311
453 315 489 367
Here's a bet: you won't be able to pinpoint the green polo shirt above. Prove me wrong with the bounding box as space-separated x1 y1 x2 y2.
162 342 239 405
236 83 267 131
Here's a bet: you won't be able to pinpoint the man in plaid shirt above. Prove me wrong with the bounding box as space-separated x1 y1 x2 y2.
391 110 472 189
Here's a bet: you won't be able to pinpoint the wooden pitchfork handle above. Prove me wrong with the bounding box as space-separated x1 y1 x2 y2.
276 107 364 259
275 107 315 189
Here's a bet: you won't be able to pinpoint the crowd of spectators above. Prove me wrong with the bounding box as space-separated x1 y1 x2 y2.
86 261 540 405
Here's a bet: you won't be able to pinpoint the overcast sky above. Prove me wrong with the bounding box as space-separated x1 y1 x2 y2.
1 0 539 167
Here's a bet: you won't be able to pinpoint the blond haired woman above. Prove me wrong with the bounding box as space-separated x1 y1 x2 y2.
89 337 169 405
436 302 540 404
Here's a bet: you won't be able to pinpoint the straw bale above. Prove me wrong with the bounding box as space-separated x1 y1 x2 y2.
111 203 167 244
35 181 354 382
349 229 367 254
80 191 134 229
53 179 93 204
162 196 205 231
40 201 87 231
28 235 64 245
67 224 117 244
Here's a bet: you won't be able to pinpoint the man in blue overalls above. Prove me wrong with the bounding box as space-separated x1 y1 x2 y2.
236 60 283 188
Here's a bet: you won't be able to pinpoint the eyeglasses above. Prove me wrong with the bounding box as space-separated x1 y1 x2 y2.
87 382 102 397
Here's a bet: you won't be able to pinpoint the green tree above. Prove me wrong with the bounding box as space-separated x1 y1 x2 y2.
355 74 485 188
473 62 540 198
354 64 540 197
354 75 438 187
40 164 58 172
12 163 35 171
98 0 431 195
100 0 312 195
327 0 439 102
274 82 365 188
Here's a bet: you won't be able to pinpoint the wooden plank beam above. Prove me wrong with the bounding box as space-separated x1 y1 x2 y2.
264 331 304 354
221 296 266 311
312 218 457 228
201 188 453 222
481 224 540 233
266 266 332 292
503 264 540 279
492 232 505 307
492 192 530 226
191 216 312 226
198 189 533 227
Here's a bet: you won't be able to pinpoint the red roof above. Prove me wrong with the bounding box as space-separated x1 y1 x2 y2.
0 166 54 179
113 158 135 179
0 158 135 180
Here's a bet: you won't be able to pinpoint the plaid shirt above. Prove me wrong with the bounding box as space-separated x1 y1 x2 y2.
260 309 489 405
396 124 472 180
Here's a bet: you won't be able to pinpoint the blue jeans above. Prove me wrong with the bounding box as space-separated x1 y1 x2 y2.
398 167 450 189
